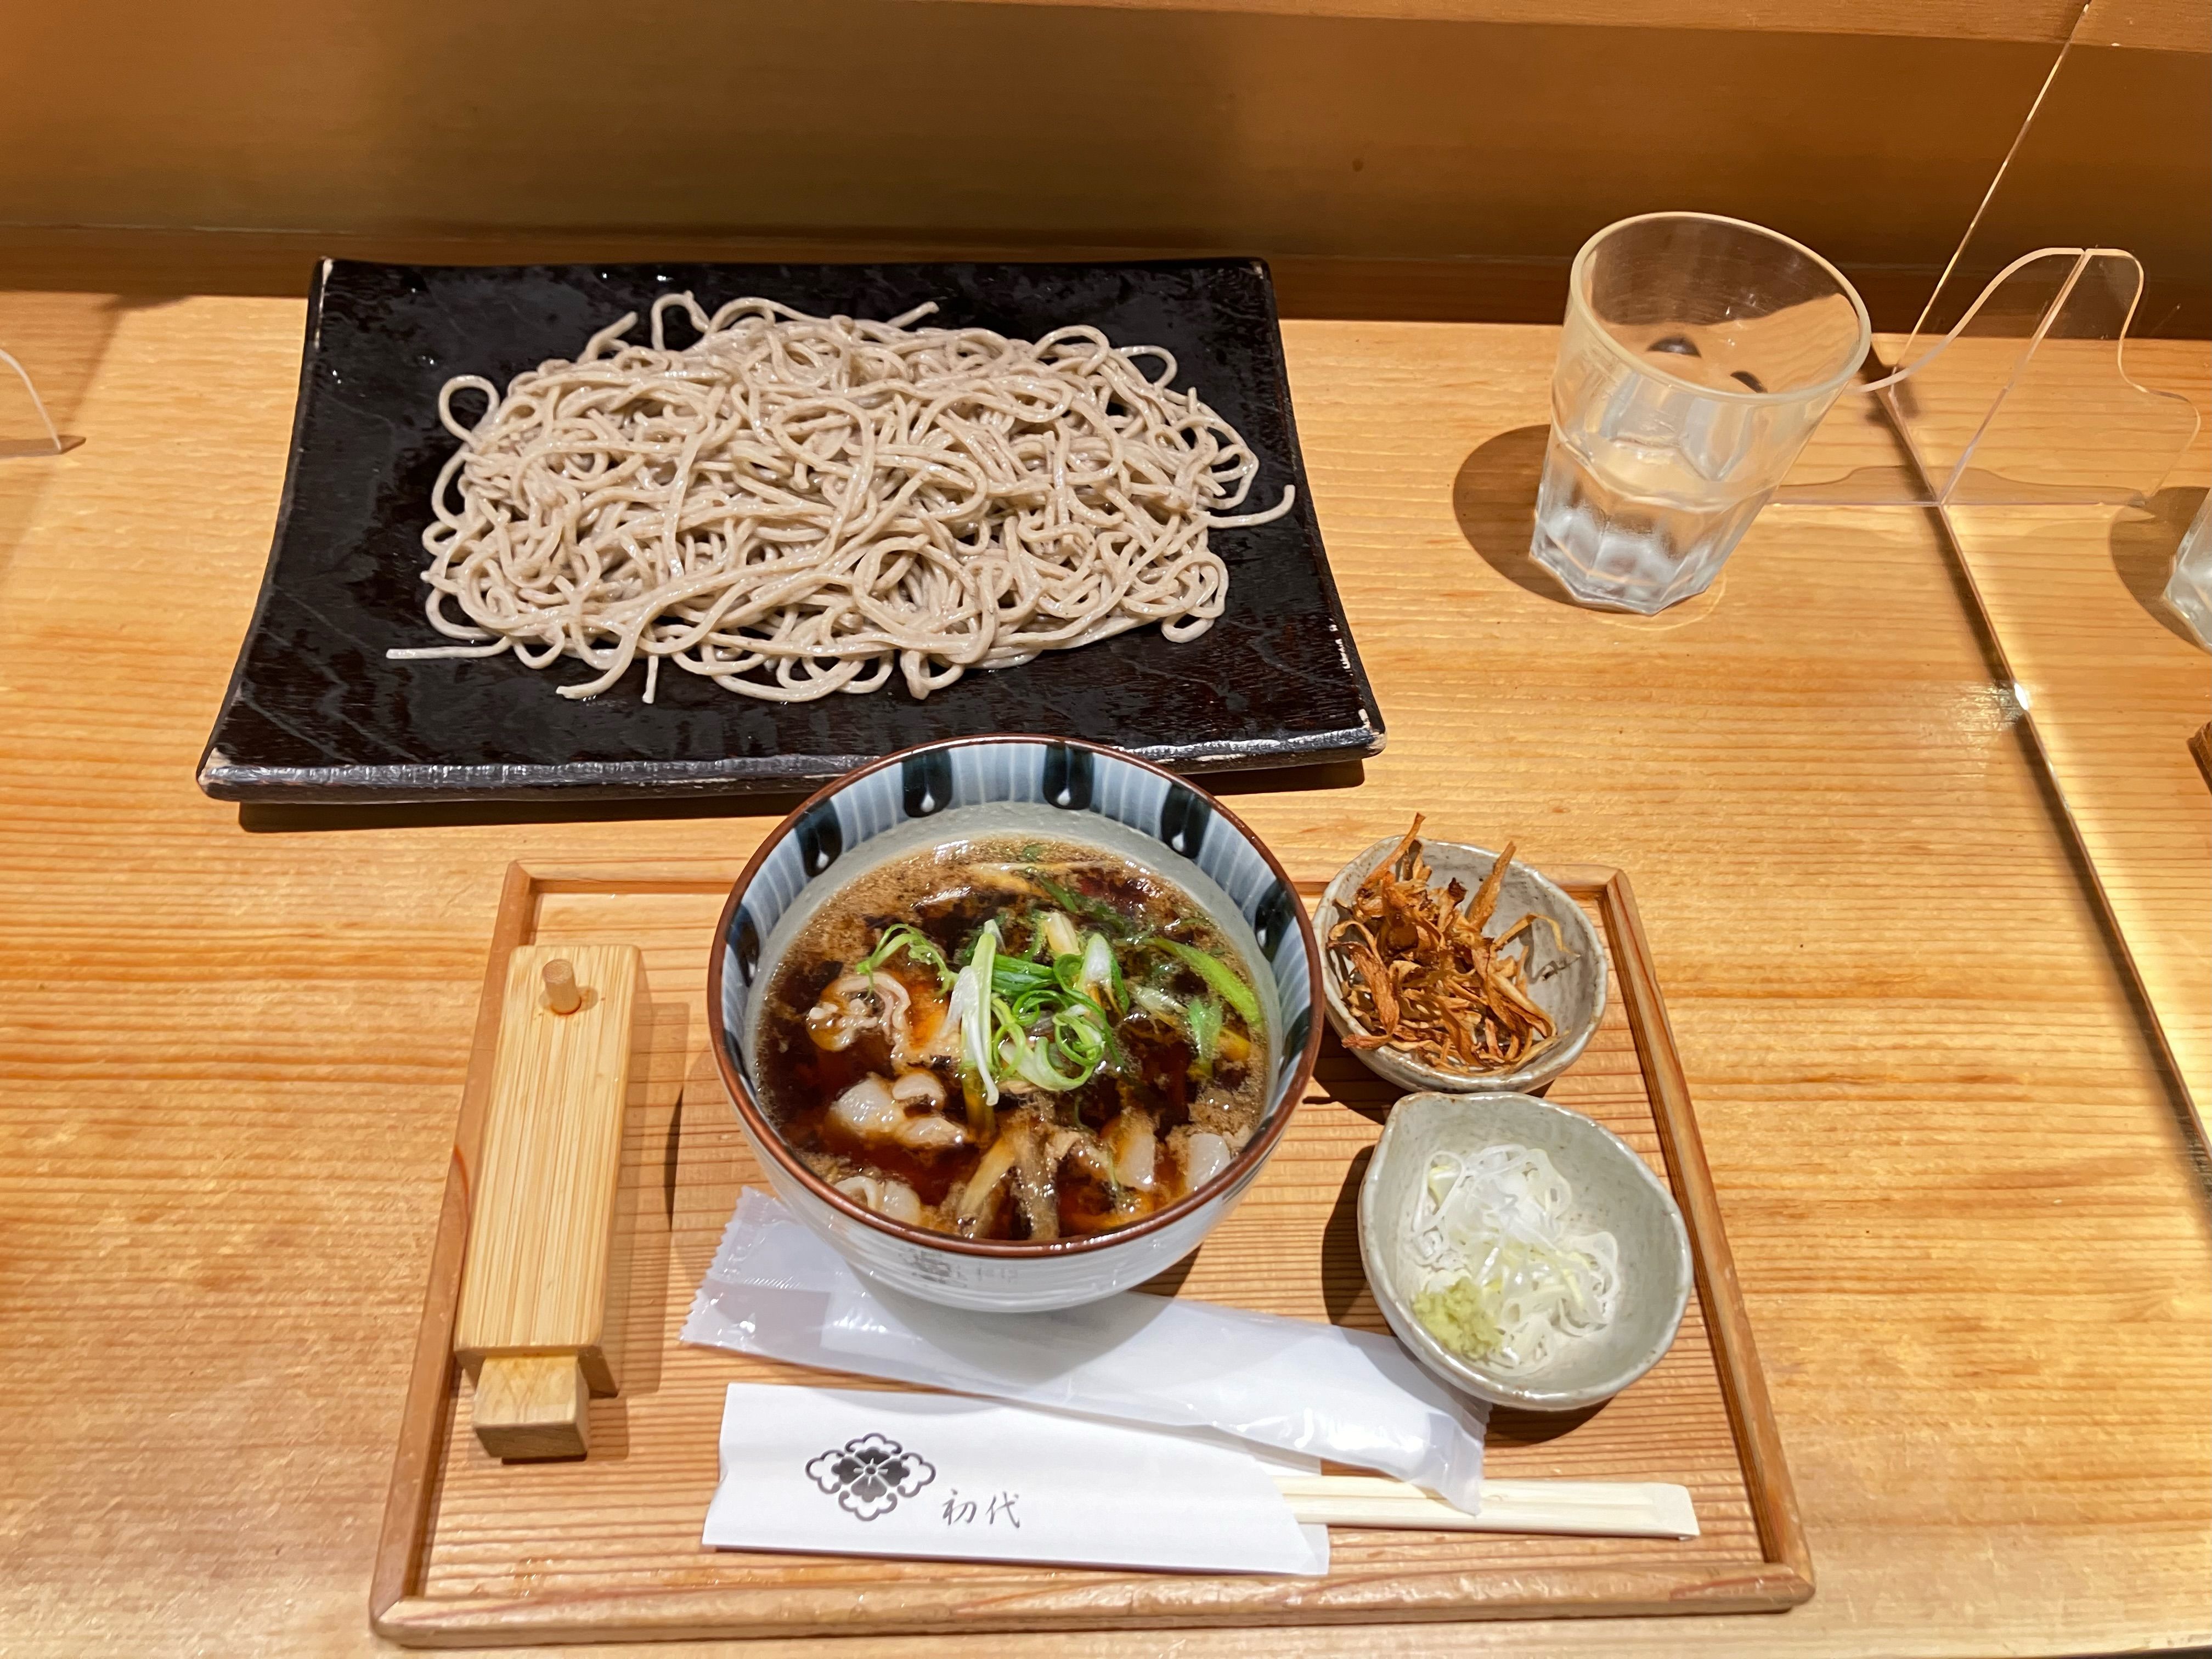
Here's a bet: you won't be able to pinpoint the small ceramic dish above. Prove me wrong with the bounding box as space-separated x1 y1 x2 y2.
1358 1091 1691 1411
1318 835 1605 1096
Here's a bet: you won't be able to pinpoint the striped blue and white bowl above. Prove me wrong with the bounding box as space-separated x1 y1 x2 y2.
707 735 1322 1311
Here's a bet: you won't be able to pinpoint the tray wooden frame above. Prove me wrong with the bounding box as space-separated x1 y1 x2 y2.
370 859 1812 1645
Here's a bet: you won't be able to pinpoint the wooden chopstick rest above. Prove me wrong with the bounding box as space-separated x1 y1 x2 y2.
454 943 641 1460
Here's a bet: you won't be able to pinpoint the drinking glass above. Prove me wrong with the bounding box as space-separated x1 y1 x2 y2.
1532 213 1872 613
2162 490 2212 647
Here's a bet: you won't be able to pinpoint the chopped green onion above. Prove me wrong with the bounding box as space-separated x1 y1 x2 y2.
930 915 1122 1094
1053 1002 1109 1072
1186 995 1223 1074
1153 938 1262 1026
989 955 1056 994
1006 981 1063 1026
1029 873 1130 937
995 994 1087 1091
857 924 953 988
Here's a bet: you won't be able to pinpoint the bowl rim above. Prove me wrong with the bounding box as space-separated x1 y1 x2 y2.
1357 1090 1692 1410
1318 836 1609 1092
706 732 1325 1260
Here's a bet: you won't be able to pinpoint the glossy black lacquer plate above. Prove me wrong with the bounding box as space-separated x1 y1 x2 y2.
198 258 1383 803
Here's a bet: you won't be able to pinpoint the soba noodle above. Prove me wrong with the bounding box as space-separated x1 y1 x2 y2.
389 295 1295 703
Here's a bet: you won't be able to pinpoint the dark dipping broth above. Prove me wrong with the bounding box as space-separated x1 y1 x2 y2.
755 835 1271 1242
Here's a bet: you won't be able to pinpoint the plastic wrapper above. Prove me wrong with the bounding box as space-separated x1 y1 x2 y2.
682 1190 1488 1510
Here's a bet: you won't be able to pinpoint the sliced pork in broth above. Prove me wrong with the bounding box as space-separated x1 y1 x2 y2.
754 836 1271 1242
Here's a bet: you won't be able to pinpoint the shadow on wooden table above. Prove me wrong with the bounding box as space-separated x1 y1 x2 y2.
2110 484 2210 650
1452 424 1581 605
234 760 1368 833
1488 1398 1612 1446
1320 1146 1380 1329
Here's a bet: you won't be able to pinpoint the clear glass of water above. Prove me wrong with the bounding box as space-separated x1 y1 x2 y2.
1533 213 1872 613
2162 490 2212 647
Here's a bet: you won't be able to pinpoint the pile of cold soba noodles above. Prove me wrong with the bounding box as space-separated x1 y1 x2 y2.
391 294 1295 703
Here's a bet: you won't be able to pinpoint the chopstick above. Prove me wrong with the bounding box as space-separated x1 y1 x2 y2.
1275 1474 1698 1539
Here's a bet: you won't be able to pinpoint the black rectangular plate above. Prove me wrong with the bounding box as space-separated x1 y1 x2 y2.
199 258 1384 803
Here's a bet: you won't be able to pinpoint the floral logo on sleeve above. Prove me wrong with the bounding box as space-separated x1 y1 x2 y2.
805 1434 937 1521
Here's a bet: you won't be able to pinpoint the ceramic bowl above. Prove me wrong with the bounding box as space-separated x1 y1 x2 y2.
1358 1091 1691 1410
1318 836 1605 1096
706 735 1323 1313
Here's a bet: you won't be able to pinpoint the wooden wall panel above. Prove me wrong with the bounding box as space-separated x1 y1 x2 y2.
0 0 2203 326
909 0 2206 50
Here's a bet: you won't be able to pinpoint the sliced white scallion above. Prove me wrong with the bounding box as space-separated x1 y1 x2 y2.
1077 932 1119 1012
950 921 1000 1109
1409 1144 1619 1376
1130 984 1183 1024
1038 909 1085 961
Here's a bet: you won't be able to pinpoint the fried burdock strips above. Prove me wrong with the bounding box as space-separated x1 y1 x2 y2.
1327 816 1572 1071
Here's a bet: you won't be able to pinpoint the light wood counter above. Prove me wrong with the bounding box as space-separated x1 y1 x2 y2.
1950 475 2212 1136
0 294 2205 1657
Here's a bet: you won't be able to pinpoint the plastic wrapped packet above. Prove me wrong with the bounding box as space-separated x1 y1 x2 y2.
682 1189 1488 1511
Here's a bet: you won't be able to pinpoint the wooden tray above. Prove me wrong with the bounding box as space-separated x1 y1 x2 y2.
371 860 1812 1645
